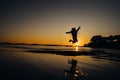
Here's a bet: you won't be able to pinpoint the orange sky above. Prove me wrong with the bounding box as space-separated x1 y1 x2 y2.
0 0 120 46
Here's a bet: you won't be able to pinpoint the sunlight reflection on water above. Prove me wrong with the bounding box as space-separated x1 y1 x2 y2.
75 46 78 52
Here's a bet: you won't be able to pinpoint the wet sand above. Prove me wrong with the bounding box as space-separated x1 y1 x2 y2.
0 52 65 80
0 46 120 80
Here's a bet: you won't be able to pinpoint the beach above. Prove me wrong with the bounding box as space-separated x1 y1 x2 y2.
0 44 120 80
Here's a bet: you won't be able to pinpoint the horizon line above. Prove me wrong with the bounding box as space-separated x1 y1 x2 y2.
0 41 83 47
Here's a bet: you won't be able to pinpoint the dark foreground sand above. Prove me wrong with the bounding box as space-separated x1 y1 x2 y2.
0 46 120 80
0 53 64 80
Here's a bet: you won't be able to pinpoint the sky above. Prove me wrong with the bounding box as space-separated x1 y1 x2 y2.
0 0 120 46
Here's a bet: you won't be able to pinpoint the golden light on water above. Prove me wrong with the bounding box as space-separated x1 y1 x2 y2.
75 46 78 52
72 42 79 51
75 42 79 51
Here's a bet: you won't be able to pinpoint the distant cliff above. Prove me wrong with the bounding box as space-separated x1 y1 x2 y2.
84 35 120 49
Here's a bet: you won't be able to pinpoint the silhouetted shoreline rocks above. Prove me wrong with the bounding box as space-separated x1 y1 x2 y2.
84 35 120 49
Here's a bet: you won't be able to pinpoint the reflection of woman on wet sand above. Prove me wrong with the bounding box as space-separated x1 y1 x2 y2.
64 59 87 80
68 59 78 73
64 59 79 79
66 26 80 44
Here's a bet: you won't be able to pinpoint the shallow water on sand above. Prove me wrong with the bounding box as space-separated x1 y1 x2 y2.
0 44 120 80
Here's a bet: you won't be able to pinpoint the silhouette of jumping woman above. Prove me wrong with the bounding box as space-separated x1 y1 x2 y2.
66 26 80 44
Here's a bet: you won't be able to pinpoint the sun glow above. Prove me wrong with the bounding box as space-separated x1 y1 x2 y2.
75 42 79 46
71 42 79 51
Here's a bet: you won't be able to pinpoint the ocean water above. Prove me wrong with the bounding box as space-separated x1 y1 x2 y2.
0 44 120 80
